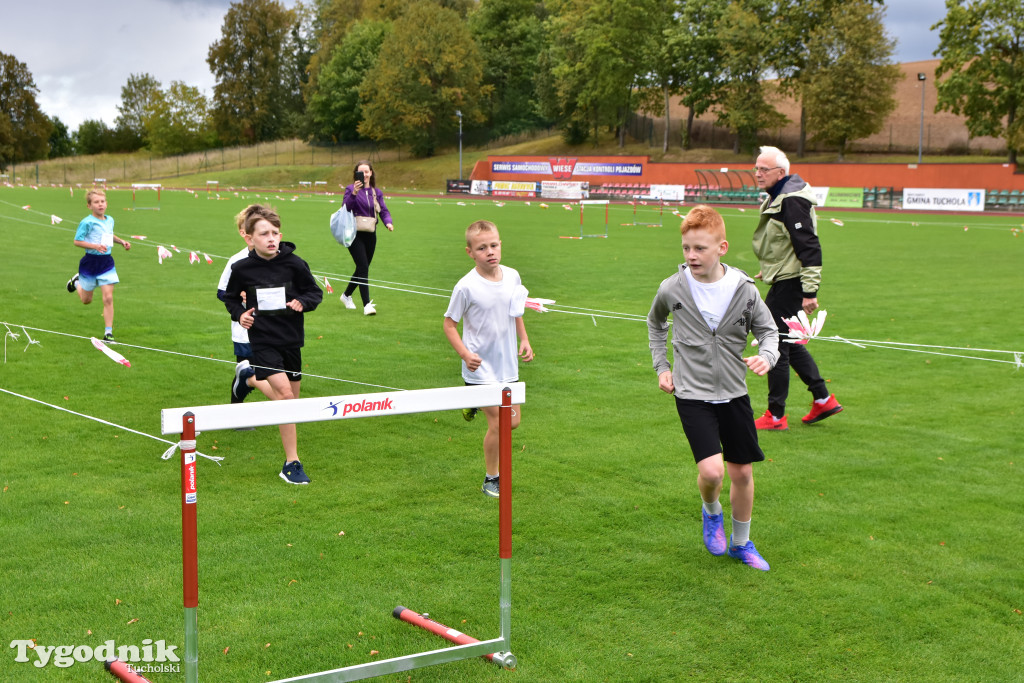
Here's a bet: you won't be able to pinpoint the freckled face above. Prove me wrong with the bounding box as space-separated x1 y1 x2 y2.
682 227 727 283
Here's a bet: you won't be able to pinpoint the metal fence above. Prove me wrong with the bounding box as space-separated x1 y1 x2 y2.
5 140 392 187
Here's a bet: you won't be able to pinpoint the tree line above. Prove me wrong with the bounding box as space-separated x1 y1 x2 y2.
2 0 1023 172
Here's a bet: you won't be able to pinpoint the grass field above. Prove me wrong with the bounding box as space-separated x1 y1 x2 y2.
1 184 1022 682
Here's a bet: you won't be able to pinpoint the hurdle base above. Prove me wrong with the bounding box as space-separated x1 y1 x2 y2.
267 638 509 682
104 658 153 682
492 651 518 669
392 606 515 669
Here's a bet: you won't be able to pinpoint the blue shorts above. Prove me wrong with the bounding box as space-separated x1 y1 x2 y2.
233 342 253 361
77 267 120 291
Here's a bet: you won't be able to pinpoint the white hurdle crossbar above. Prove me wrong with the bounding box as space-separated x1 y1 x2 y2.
160 383 525 682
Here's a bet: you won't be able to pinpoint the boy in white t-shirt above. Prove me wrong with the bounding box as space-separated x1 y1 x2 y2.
217 207 271 408
647 205 780 570
443 220 534 498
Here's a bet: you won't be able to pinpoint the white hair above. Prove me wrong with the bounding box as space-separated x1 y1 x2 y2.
759 146 790 174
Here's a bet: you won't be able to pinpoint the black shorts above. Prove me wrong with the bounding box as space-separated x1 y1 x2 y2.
251 344 302 382
674 395 765 465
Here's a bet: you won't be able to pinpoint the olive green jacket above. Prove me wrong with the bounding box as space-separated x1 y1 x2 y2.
752 175 822 296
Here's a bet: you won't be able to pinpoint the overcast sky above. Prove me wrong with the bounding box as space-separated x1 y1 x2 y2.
2 0 948 132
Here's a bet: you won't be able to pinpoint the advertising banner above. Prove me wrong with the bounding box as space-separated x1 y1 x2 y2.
491 180 538 198
470 180 490 196
902 188 986 212
540 181 589 199
648 184 688 201
491 160 551 174
490 158 644 178
814 187 864 208
447 179 471 194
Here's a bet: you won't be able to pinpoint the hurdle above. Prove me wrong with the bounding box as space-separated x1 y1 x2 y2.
623 198 663 227
161 383 525 682
130 184 161 211
561 199 609 239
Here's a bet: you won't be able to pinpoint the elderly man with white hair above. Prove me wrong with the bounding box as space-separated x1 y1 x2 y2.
751 146 842 430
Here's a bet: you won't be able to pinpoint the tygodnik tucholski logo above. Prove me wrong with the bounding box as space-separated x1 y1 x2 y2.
10 638 180 672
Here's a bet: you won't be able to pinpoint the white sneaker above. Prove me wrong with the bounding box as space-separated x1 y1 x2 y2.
340 293 356 309
363 300 376 316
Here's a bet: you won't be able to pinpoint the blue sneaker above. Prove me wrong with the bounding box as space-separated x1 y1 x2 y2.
280 460 310 485
727 536 770 571
702 509 727 556
232 360 256 403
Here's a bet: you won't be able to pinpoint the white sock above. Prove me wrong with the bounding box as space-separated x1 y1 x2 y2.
702 499 723 516
731 518 750 547
814 396 830 405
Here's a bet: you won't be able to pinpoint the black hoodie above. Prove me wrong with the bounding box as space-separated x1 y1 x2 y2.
222 241 323 348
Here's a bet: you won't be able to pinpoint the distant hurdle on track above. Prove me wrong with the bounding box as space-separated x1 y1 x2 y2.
561 199 609 239
161 383 525 682
129 184 161 211
623 198 663 227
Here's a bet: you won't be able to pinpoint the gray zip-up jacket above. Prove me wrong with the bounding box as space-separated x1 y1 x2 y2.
648 264 779 401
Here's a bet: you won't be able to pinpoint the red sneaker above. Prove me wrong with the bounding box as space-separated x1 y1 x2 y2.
754 410 788 431
802 394 843 424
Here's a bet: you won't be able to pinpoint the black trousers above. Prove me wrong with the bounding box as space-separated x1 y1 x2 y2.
344 230 377 305
764 278 829 417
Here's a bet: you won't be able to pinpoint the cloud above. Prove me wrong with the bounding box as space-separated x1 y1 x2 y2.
2 0 236 129
885 0 947 63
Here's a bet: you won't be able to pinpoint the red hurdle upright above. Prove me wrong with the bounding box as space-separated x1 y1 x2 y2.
180 413 199 683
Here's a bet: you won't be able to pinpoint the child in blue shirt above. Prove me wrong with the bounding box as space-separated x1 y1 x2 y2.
66 189 131 340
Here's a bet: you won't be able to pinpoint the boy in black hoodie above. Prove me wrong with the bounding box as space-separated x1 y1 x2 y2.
223 204 323 484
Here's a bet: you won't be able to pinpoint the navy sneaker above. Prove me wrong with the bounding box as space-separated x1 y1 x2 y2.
280 460 310 485
103 333 115 342
702 509 727 556
66 273 79 293
727 536 770 571
232 360 256 403
481 476 499 498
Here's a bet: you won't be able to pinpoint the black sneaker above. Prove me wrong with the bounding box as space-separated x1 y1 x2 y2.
66 273 79 293
103 333 115 342
231 360 256 403
280 460 310 484
462 408 478 422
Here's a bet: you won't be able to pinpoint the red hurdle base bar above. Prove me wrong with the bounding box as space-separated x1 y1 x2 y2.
104 659 153 682
392 607 516 668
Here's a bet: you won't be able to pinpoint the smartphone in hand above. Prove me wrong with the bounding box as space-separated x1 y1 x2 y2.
355 170 365 184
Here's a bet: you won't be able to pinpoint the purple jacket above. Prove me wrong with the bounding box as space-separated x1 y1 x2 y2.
343 184 393 226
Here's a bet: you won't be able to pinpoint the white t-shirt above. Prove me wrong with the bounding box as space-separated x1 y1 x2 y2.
685 265 742 331
219 247 251 344
445 265 523 384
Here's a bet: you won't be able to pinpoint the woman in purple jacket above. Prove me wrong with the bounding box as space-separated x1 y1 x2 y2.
340 160 395 315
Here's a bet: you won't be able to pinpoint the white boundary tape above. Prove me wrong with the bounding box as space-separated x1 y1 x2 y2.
161 383 526 434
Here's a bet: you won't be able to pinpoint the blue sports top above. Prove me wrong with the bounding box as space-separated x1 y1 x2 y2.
75 214 115 255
